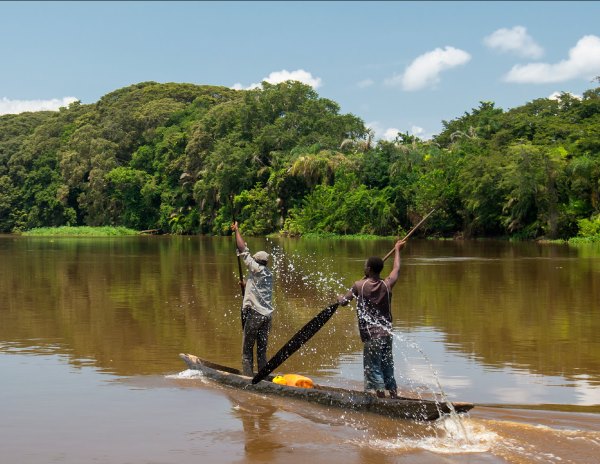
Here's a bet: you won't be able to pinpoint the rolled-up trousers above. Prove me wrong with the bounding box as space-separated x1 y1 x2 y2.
241 307 271 377
363 335 397 392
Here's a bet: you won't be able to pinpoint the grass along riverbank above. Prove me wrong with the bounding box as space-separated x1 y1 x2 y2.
18 226 600 243
21 226 140 237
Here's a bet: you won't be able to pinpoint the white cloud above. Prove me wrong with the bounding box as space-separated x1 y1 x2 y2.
0 96 78 115
367 122 432 142
409 125 434 140
386 46 471 91
232 69 322 90
382 127 401 141
484 26 544 58
548 91 582 101
367 121 397 141
357 78 374 88
505 35 600 84
548 91 561 100
411 125 425 138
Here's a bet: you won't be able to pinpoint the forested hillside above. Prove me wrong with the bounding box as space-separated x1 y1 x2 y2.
1 80 599 239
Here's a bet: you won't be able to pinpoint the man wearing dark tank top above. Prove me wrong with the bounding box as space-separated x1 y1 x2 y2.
338 239 405 398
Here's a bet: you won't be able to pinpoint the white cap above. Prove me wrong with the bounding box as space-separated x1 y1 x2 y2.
253 251 269 262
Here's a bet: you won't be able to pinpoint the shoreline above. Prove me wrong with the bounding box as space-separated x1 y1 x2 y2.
13 226 600 244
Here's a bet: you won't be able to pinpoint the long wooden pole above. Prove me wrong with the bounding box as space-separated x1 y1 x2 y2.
231 203 246 328
231 212 245 298
382 209 436 262
235 241 245 298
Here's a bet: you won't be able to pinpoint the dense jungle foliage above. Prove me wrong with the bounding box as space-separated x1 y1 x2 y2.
1 80 599 239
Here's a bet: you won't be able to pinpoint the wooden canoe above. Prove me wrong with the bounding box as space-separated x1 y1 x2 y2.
179 353 474 421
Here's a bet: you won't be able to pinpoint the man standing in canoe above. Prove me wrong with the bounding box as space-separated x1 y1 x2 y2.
337 239 405 399
231 221 274 377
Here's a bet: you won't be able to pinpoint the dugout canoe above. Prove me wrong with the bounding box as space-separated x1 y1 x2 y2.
179 353 474 421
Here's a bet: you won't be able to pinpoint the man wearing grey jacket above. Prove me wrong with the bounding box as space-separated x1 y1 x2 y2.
231 221 274 376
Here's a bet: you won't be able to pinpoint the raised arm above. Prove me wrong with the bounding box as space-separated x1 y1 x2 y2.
386 239 405 287
231 221 246 253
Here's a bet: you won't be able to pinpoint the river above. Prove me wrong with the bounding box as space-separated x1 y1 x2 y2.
1 235 599 463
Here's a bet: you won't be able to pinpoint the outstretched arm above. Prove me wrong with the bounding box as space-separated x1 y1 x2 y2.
337 281 359 306
337 289 354 306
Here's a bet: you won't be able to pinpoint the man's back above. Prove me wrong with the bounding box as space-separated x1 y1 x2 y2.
350 276 394 342
239 249 273 317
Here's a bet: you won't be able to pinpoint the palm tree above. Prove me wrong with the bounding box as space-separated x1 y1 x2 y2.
339 128 374 153
288 150 354 187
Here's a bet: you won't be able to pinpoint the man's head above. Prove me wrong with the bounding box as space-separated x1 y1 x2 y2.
253 250 270 265
364 256 384 276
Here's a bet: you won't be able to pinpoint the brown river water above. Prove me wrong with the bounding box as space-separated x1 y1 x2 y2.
1 235 599 463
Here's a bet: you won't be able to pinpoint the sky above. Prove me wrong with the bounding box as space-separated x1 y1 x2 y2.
1 1 600 140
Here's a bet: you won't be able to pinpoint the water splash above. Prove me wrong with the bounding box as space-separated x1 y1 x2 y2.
362 416 497 454
165 369 206 380
268 243 348 303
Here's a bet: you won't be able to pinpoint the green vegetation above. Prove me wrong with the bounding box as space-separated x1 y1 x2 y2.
22 226 139 236
1 80 599 240
292 232 397 241
569 219 600 243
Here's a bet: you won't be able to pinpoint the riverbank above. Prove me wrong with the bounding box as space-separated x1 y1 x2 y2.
16 225 600 244
21 226 139 236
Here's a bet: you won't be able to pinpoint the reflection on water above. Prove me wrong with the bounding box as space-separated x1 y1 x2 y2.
390 328 600 409
228 393 283 457
0 235 599 409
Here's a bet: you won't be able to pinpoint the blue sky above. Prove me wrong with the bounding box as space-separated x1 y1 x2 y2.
1 1 600 139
